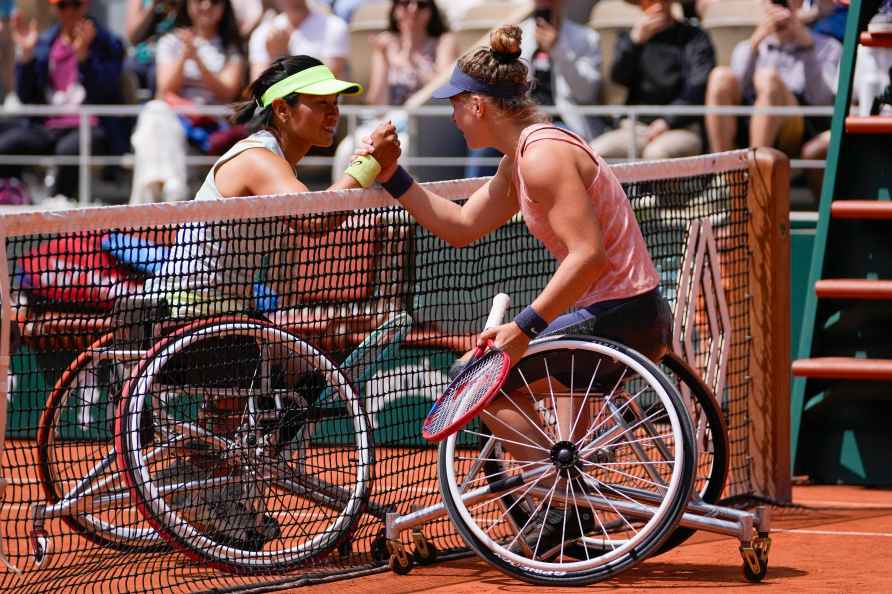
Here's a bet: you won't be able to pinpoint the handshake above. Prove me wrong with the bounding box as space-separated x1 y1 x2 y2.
343 120 403 188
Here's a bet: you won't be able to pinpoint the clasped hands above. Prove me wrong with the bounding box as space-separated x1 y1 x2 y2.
351 120 403 183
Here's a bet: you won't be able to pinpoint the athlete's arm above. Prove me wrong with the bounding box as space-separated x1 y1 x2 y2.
520 140 607 323
392 156 519 247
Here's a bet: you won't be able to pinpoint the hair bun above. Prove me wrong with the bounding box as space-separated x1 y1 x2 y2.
489 24 522 62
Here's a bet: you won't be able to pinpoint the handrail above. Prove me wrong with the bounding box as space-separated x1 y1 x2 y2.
0 103 833 206
0 103 836 117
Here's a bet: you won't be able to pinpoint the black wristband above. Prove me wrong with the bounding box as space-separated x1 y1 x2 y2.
513 305 548 339
381 165 414 200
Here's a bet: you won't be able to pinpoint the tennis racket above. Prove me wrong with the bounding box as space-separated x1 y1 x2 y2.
319 311 413 402
422 294 512 443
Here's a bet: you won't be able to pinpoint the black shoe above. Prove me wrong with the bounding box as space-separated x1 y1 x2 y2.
204 497 281 551
214 513 281 551
508 503 595 559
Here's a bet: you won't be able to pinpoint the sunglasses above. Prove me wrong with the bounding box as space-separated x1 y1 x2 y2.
54 0 84 9
396 0 433 9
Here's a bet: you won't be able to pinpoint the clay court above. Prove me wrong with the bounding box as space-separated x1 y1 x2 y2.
298 485 892 594
4 434 890 592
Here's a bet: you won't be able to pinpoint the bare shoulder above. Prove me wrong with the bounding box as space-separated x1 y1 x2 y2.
520 135 598 197
518 140 579 193
215 147 300 197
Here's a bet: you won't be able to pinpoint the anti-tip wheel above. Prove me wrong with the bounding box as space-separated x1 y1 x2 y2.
742 556 768 582
389 551 414 575
412 539 438 565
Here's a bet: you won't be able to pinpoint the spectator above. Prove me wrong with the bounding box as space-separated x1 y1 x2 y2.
125 0 179 95
704 0 841 156
0 0 127 202
465 0 602 177
802 47 891 202
248 0 348 80
366 0 456 106
332 0 456 180
799 0 848 42
129 0 246 203
0 0 14 104
589 0 715 160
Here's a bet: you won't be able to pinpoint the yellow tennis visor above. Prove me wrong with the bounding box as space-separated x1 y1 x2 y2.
260 65 363 108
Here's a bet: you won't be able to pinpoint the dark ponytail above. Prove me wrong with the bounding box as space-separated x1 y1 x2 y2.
230 55 325 129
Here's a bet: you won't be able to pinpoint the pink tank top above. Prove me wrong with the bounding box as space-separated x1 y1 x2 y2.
513 124 659 308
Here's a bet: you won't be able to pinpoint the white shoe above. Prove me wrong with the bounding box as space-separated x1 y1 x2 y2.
2 93 21 110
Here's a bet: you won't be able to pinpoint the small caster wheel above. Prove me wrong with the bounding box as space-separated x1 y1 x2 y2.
742 557 767 582
389 551 414 575
412 537 438 565
30 530 50 567
371 530 389 563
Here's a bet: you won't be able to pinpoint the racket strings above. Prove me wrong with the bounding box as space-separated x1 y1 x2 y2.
424 353 508 437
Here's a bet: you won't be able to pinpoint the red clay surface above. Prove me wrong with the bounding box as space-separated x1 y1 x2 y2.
297 485 892 594
4 433 892 593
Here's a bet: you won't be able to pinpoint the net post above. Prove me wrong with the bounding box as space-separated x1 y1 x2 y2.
0 226 10 479
745 147 792 503
0 226 21 574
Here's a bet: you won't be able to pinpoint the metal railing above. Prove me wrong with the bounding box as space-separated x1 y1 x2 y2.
0 103 834 206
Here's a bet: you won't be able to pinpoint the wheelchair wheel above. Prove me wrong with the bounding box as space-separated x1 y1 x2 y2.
116 317 373 574
36 333 164 550
474 348 730 560
439 337 695 585
654 351 729 554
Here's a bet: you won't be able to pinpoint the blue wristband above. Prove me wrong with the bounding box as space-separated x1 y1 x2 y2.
514 305 547 339
381 165 414 200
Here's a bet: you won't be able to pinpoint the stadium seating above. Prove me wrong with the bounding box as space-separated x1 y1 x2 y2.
452 0 534 55
700 0 762 67
347 2 392 99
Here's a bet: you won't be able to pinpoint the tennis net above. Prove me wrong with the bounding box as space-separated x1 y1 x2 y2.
0 148 790 592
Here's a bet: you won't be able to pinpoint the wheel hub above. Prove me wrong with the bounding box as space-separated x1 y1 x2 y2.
550 440 579 470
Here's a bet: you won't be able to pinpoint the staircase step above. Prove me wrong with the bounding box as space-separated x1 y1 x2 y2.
845 116 892 134
860 32 892 48
815 279 892 300
793 357 892 380
832 200 892 220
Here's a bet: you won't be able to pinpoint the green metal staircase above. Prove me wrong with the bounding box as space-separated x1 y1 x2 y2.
791 0 892 483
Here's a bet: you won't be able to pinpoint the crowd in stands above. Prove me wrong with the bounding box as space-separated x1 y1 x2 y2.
0 0 889 207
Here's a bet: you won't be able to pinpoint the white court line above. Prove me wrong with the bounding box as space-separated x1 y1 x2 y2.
775 528 892 538
796 499 892 509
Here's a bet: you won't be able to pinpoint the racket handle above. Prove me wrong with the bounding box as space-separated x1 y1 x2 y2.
483 293 512 330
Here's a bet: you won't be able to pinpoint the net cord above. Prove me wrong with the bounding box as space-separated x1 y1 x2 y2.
0 150 751 239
